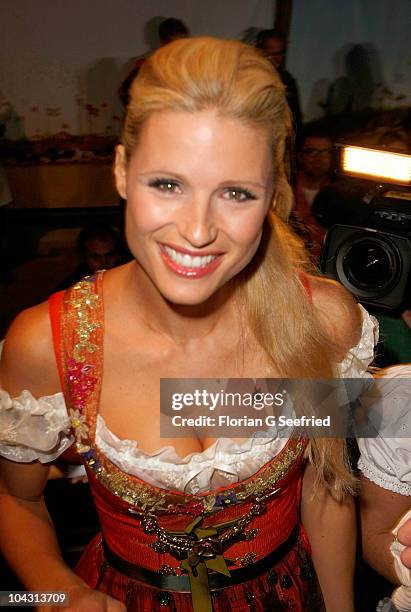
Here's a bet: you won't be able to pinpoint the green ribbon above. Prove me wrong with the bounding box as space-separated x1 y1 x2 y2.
160 514 244 611
180 522 233 612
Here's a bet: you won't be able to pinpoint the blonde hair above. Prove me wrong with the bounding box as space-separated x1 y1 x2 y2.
122 37 355 499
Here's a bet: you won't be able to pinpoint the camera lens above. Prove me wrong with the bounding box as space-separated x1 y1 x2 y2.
336 233 401 298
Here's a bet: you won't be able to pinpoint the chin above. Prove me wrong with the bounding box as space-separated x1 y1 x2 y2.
163 287 219 307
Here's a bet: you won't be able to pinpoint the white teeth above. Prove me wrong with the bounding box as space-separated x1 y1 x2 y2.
182 254 191 267
163 246 217 269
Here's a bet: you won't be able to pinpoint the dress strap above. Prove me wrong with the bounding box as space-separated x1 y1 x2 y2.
48 290 66 391
58 273 105 454
299 271 312 302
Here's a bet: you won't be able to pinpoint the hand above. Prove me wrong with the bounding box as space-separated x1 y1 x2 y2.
38 585 126 612
70 475 89 484
398 515 411 569
401 310 411 330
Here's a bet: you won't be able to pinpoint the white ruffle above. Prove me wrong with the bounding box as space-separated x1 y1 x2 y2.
358 458 411 497
0 388 73 463
337 304 378 377
96 415 289 494
358 365 411 496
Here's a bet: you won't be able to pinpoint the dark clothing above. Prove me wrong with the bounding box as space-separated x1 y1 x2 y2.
280 69 302 141
118 57 145 107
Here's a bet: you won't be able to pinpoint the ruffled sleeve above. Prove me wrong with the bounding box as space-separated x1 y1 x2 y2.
0 387 74 463
338 304 379 378
357 365 411 496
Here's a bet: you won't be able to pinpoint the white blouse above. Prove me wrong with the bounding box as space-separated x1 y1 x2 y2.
0 305 379 493
357 364 411 496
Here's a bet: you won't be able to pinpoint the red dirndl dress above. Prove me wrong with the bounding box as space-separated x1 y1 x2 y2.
49 273 325 612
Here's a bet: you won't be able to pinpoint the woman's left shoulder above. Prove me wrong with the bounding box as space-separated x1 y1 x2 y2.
308 275 363 358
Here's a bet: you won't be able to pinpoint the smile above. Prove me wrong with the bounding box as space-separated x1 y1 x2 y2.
160 245 222 278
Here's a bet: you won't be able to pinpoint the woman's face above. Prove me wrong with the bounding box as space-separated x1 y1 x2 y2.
116 109 274 306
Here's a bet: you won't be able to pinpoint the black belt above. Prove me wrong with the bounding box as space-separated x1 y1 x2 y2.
102 524 299 592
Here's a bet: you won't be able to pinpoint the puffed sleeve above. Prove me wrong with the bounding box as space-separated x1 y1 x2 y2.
357 365 411 496
0 387 74 463
338 304 379 378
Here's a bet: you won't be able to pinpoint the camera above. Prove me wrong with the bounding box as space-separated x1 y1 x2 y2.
317 145 411 311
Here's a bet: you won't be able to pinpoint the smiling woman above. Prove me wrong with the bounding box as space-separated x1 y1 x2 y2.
0 37 376 612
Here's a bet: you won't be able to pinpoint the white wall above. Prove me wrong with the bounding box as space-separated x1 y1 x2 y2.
287 0 411 122
0 0 274 139
2 0 410 138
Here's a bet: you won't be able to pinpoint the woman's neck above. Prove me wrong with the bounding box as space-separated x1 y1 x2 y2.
115 261 238 345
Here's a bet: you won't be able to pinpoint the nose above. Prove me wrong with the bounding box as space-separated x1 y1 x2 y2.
178 196 218 248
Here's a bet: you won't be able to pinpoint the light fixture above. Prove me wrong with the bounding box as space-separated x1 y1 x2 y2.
340 145 411 185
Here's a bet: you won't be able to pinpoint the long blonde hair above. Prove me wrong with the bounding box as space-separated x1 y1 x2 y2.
122 37 355 499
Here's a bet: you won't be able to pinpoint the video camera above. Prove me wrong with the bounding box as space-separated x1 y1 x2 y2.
317 145 411 312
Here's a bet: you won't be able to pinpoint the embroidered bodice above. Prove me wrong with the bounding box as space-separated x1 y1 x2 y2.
0 274 378 493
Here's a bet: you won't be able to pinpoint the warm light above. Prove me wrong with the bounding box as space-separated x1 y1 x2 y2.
341 146 411 185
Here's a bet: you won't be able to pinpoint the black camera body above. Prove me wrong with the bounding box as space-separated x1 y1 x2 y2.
318 180 411 311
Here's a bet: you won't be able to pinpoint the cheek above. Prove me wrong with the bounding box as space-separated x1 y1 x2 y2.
225 209 267 249
125 193 170 235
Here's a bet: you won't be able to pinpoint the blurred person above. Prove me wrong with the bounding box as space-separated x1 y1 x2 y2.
0 93 12 208
358 365 411 611
57 224 122 289
292 129 334 261
158 17 190 45
119 17 190 107
0 94 13 286
369 130 411 367
256 29 302 138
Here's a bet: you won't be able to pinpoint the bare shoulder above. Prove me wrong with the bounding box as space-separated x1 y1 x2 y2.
0 300 60 397
308 275 362 359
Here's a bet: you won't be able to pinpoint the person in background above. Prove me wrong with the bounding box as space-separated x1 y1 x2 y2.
57 224 123 289
256 29 302 138
118 17 190 107
358 365 411 611
292 129 334 261
0 93 13 287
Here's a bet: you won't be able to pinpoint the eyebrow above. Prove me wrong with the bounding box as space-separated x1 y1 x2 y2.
140 171 267 189
219 179 267 190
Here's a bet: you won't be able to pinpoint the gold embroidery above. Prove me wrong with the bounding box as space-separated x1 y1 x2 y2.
235 441 305 502
86 437 305 514
69 408 89 443
94 463 169 512
67 279 101 362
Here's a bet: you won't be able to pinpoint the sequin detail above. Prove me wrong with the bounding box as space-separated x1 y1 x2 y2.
62 276 102 452
66 279 101 362
238 552 258 566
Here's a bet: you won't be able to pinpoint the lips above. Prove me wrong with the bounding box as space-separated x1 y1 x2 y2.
159 244 222 278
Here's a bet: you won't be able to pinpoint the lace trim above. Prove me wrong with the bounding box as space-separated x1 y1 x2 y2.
358 457 411 496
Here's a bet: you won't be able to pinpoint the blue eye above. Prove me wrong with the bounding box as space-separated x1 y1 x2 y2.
224 188 256 202
149 178 181 194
